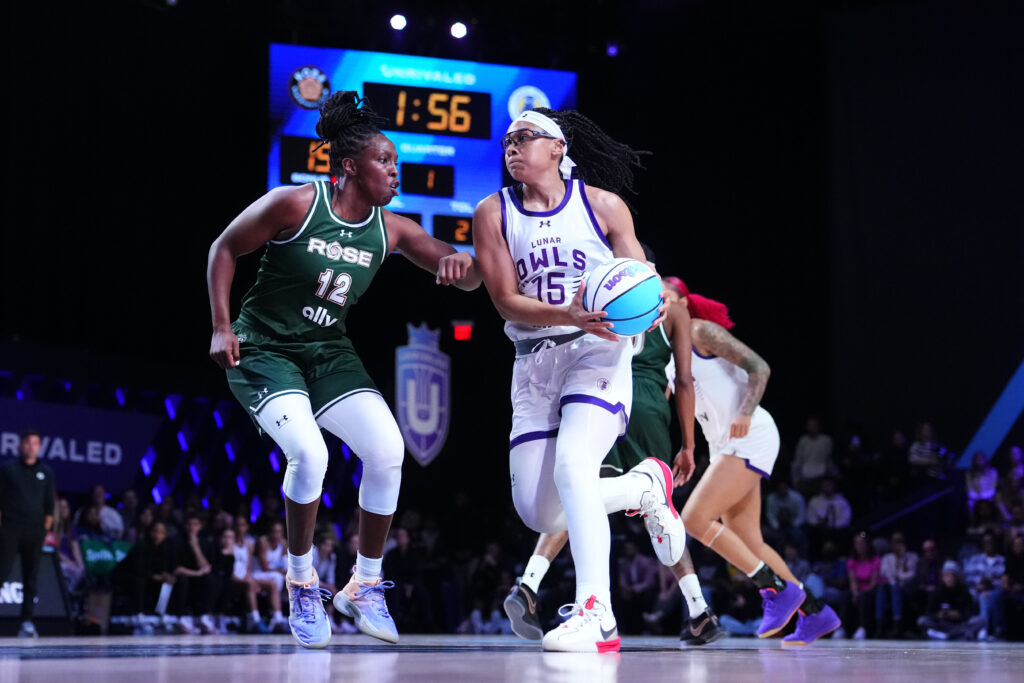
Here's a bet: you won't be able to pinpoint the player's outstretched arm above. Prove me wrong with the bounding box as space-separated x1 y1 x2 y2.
207 185 312 369
382 210 482 291
692 319 771 439
472 194 617 341
667 302 697 486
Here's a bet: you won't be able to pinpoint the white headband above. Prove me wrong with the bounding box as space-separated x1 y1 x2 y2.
507 110 577 180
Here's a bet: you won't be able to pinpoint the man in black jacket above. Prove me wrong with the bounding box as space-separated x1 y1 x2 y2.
0 429 55 638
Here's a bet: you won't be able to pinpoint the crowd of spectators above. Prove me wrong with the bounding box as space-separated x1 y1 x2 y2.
37 418 1024 642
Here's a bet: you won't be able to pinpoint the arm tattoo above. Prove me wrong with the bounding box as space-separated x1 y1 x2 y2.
695 321 770 416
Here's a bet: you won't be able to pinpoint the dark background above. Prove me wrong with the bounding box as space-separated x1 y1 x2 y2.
2 0 1022 504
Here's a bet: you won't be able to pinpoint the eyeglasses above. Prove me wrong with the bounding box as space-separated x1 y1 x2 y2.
500 128 561 151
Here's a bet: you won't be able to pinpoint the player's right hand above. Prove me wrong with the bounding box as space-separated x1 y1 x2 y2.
210 326 240 368
568 283 619 342
671 447 695 487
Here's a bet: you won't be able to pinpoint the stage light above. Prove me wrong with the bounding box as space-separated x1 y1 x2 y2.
451 22 467 39
606 42 619 57
390 14 407 30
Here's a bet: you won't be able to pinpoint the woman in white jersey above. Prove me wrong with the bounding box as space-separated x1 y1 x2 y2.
473 108 685 653
663 277 841 647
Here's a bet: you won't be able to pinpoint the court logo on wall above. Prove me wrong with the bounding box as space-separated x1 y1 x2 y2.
289 65 331 109
396 324 450 466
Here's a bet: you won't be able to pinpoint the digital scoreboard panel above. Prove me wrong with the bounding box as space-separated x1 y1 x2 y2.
269 45 577 252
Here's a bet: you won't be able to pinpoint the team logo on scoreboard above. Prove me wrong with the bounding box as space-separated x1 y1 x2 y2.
507 85 551 120
289 66 332 109
396 324 450 467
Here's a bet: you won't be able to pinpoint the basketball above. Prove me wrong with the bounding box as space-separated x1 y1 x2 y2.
583 258 663 335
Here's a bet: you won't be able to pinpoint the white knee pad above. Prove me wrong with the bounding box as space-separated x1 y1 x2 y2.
317 390 405 516
256 394 329 505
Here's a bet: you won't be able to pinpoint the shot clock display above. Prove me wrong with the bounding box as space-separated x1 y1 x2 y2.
269 44 577 252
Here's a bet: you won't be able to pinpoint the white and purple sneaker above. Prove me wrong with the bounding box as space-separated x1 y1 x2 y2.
333 579 399 644
286 571 333 649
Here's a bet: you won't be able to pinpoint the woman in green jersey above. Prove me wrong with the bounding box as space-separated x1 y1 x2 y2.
207 91 479 648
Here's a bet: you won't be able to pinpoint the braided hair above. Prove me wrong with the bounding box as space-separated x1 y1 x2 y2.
531 107 650 201
315 91 388 177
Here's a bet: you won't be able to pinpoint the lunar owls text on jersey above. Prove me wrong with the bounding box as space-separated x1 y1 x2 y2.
499 179 615 342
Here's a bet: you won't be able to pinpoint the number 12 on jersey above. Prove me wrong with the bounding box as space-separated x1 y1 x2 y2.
315 269 353 305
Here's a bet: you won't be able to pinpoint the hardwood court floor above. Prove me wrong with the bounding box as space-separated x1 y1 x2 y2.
1 634 1022 682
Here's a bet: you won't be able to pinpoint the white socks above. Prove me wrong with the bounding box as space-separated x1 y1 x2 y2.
287 547 314 583
355 551 382 583
521 555 551 593
678 574 708 616
746 561 766 578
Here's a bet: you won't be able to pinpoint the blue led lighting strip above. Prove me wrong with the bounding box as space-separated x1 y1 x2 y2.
957 357 1024 468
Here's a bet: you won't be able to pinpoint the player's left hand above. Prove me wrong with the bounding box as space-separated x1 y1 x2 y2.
671 447 695 487
437 251 474 285
729 414 752 440
645 292 669 332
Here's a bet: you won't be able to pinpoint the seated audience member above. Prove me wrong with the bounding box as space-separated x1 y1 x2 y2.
917 561 985 640
230 517 277 633
1002 535 1024 639
792 417 835 495
964 533 1007 639
201 526 242 634
74 485 125 540
125 521 177 617
807 476 853 550
765 479 808 553
125 505 156 545
996 473 1024 525
616 540 660 633
907 422 950 480
1005 445 1024 483
252 519 288 632
1006 505 1024 544
117 489 138 533
966 451 999 514
847 532 881 639
965 500 1006 546
52 498 84 592
909 539 943 616
170 514 212 635
713 571 763 636
313 534 345 634
876 532 918 636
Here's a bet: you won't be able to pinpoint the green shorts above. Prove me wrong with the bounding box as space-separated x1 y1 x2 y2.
601 379 672 476
226 324 378 418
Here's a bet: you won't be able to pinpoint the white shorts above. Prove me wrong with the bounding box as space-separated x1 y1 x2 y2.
707 406 780 478
509 335 633 449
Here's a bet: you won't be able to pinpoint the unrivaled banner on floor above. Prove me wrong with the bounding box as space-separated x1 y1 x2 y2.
0 397 161 494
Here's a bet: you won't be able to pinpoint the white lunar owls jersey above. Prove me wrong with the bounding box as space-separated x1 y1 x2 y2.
690 349 753 447
499 179 615 342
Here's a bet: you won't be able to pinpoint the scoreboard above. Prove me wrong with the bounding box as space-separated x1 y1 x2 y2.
269 44 578 252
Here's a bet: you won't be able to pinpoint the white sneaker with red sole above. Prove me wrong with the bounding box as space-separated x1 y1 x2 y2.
626 457 687 566
542 595 621 653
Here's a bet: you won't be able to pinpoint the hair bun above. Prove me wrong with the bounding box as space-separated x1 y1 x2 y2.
315 90 362 141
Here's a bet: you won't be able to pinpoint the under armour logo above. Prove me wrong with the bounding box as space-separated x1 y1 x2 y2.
538 220 551 228
339 229 354 238
276 415 290 428
257 387 269 399
698 412 709 422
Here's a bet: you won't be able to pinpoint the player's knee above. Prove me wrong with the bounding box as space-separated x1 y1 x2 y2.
282 440 329 504
361 422 405 473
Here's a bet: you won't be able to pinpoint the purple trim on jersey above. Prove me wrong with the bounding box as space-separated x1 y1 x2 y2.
692 346 717 360
577 180 612 248
499 190 508 243
509 428 559 450
506 179 574 217
744 458 771 479
558 394 630 435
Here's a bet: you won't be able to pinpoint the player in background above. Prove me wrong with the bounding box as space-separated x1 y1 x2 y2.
207 91 480 648
662 277 842 647
474 107 684 653
503 250 726 646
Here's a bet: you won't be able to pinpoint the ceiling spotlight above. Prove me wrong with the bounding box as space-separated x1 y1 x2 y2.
450 22 467 39
390 14 407 31
606 41 619 57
